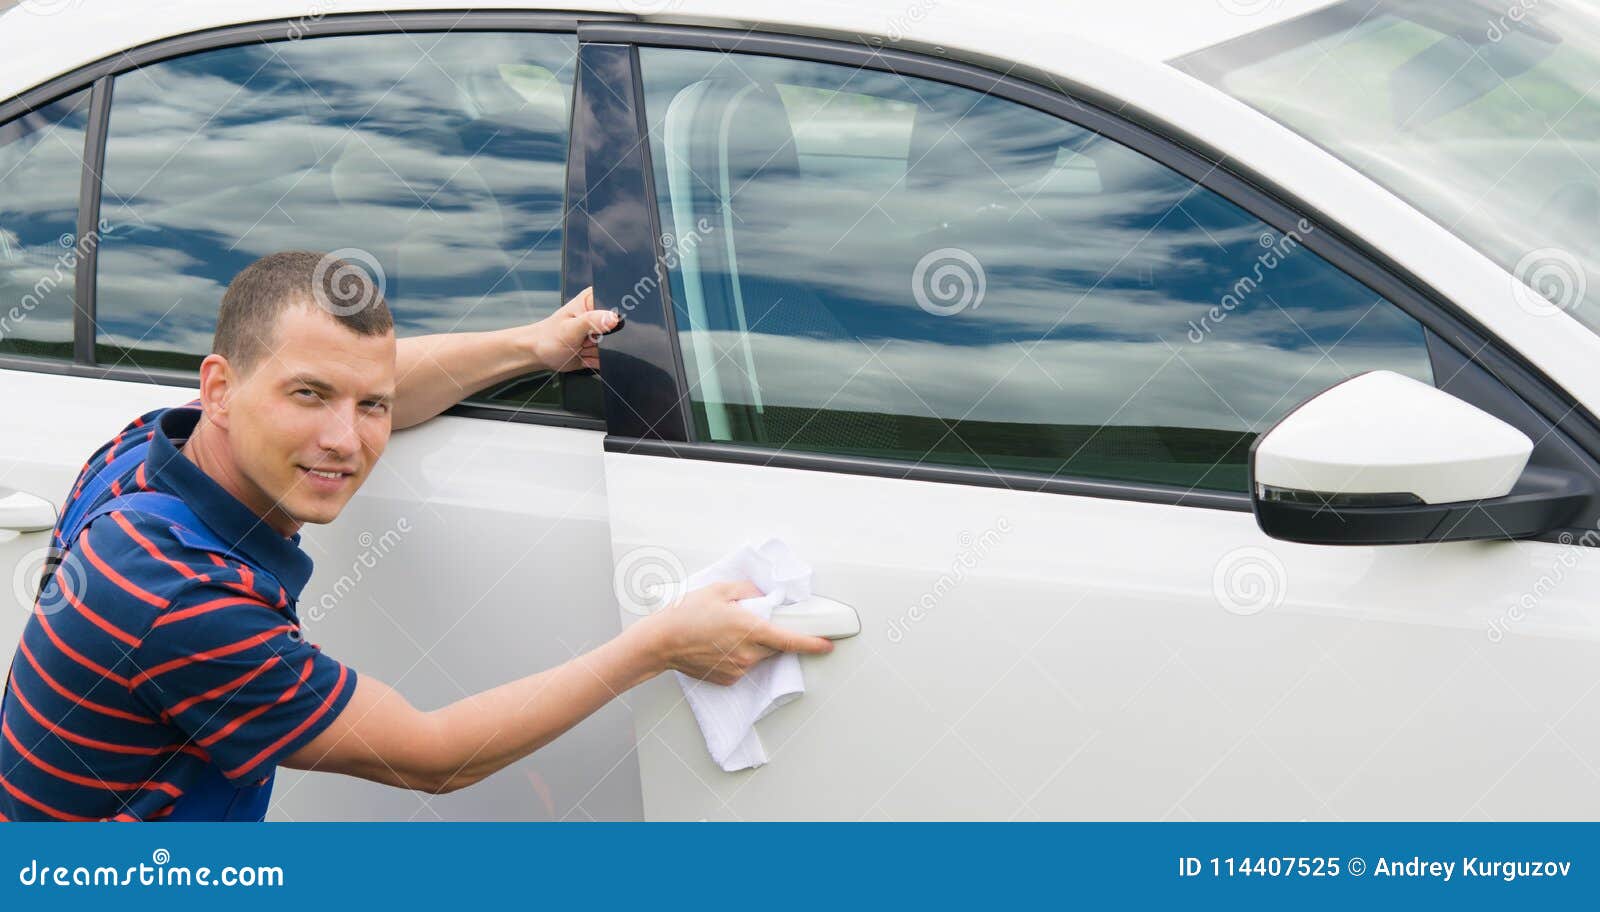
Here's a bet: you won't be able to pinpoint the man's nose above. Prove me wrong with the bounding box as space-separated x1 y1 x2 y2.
316 403 362 459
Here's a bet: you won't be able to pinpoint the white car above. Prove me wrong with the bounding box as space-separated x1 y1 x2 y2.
2 0 1599 821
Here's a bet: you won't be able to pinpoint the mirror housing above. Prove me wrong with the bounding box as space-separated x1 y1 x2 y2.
1250 371 1589 545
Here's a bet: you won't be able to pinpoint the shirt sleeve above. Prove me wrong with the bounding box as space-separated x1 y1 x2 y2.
130 574 357 785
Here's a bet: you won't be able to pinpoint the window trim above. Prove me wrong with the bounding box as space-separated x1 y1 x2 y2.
584 22 1600 515
0 10 627 431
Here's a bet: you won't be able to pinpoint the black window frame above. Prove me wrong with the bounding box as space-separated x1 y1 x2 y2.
0 10 631 432
582 22 1600 535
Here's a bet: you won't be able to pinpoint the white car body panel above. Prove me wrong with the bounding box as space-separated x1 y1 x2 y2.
1 0 1598 821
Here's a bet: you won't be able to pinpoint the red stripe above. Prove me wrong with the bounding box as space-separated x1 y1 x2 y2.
152 595 267 628
111 510 198 580
0 771 97 821
58 573 141 648
2 719 182 798
225 663 348 780
80 527 168 609
17 638 152 725
104 432 124 465
130 625 295 687
110 478 122 497
35 611 130 688
132 416 145 428
200 657 312 748
165 655 279 719
0 808 8 822
134 462 147 490
7 677 198 758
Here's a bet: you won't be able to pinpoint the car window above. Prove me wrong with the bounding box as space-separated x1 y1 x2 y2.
636 47 1435 493
97 32 579 411
0 88 92 363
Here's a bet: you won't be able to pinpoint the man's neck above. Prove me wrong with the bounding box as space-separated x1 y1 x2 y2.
181 417 300 538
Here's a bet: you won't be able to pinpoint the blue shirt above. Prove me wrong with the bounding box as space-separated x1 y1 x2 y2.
0 403 356 821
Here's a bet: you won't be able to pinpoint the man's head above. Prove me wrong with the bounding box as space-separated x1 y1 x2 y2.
194 250 396 536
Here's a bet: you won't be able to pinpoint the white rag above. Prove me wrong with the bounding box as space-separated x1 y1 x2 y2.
673 538 810 772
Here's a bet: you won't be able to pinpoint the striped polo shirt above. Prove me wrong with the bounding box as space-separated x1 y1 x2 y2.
0 403 356 821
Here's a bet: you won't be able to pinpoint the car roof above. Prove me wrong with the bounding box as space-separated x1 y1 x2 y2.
0 0 1342 104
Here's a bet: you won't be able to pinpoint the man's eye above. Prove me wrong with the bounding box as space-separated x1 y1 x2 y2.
363 401 390 414
293 388 317 399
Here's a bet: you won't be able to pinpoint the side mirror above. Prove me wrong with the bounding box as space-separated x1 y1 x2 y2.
1250 371 1589 545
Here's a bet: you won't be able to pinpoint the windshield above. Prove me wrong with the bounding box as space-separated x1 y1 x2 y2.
1179 0 1600 331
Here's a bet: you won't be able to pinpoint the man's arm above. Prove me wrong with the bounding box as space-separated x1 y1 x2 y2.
280 581 833 793
391 287 618 430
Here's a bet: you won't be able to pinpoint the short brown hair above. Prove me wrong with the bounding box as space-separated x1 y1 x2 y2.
213 250 394 375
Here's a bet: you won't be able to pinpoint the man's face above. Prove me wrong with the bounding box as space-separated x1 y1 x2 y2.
222 303 396 533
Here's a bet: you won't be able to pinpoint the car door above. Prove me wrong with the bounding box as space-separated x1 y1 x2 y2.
1 13 642 821
582 26 1600 821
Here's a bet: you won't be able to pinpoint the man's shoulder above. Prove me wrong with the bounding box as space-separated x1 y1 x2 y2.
77 506 285 616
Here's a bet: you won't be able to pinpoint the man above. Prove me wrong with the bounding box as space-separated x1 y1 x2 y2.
0 250 831 821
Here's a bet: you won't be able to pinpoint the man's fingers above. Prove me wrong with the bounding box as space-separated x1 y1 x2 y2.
715 580 764 602
561 286 595 315
580 308 620 336
754 621 834 655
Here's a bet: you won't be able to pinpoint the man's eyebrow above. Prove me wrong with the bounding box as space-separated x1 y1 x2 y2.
286 374 335 393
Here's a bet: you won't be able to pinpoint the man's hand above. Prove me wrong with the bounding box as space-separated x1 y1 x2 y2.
282 578 834 794
391 286 619 429
635 580 835 686
529 287 619 374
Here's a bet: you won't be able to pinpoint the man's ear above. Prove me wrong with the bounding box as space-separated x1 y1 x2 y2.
197 353 236 431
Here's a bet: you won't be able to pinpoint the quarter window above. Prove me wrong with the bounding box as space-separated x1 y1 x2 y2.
0 88 92 363
638 48 1435 493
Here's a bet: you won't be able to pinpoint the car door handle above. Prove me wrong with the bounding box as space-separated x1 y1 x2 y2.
0 489 57 533
770 595 860 640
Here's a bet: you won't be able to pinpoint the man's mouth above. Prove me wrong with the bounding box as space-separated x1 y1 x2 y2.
299 465 356 489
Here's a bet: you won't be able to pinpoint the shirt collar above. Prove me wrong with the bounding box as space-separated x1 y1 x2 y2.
143 405 315 600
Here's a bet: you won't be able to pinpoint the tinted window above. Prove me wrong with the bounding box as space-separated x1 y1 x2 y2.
0 88 91 362
98 33 578 410
638 48 1434 493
